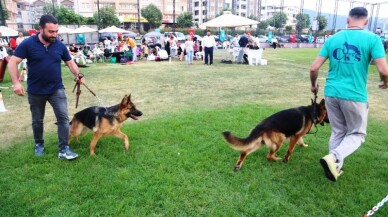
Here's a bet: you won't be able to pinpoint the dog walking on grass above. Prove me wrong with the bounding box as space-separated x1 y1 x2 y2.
69 94 142 155
223 99 327 171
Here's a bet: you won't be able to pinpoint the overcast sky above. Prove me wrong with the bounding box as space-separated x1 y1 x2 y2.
269 0 388 17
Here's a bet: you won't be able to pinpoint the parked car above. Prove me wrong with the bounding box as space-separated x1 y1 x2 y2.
257 35 268 43
164 32 186 44
276 35 289 43
287 36 301 43
297 35 309 43
316 36 325 43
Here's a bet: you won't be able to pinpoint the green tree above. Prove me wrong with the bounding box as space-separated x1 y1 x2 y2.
295 13 311 34
248 15 257 21
268 12 287 29
257 20 269 31
0 7 9 25
216 9 231 17
43 4 54 15
285 25 292 33
43 5 85 25
176 12 193 28
141 4 162 29
93 6 120 29
84 17 96 25
317 15 328 32
56 7 84 24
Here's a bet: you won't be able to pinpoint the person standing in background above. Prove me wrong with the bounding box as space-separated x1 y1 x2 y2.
185 35 194 65
16 31 27 81
202 30 216 65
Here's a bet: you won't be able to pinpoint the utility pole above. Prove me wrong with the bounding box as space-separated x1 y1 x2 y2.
97 0 100 29
137 0 140 32
173 0 175 32
52 0 56 17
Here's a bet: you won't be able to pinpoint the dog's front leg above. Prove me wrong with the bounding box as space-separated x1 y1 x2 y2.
90 133 102 155
113 130 129 151
283 136 299 163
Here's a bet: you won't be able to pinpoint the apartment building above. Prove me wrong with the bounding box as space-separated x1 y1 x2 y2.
190 0 224 25
2 0 18 29
189 0 262 25
15 0 35 30
260 4 300 26
73 0 187 29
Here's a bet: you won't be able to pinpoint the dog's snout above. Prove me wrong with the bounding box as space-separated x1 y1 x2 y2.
137 111 143 116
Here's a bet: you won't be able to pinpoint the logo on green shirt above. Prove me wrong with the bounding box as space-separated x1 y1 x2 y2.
333 42 361 62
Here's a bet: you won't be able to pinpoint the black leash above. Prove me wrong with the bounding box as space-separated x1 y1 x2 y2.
72 73 97 109
307 90 319 135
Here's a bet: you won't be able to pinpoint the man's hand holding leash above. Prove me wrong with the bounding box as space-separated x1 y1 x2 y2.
378 74 388 89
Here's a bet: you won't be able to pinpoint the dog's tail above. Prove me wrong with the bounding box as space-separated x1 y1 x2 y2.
222 126 263 151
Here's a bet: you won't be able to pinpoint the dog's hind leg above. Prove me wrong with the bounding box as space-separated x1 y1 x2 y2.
266 144 283 161
234 142 261 171
283 135 300 163
265 134 284 161
297 137 308 147
113 130 129 151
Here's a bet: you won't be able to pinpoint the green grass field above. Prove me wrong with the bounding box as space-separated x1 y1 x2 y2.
0 48 387 216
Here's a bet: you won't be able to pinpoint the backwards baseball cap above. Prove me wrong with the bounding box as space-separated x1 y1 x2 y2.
349 7 368 18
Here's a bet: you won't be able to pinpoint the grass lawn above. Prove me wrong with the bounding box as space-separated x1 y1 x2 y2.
0 48 387 216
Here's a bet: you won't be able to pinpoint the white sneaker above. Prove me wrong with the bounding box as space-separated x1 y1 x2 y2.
320 155 341 182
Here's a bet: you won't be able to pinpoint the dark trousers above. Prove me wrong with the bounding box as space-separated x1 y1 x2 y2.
28 89 69 151
204 47 213 64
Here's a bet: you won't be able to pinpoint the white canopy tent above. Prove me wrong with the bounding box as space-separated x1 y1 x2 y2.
99 26 130 33
199 11 259 29
72 26 98 45
0 26 18 37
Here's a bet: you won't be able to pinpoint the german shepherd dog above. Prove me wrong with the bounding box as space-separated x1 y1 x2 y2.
223 99 327 171
69 94 143 155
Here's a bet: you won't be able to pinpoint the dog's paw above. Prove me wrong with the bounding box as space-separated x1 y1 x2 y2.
234 165 241 172
299 143 309 147
283 157 289 163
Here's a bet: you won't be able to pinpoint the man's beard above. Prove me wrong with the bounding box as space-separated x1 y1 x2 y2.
41 32 56 43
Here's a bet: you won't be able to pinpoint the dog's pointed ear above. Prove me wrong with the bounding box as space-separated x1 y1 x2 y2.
121 95 129 107
128 94 131 101
319 98 325 107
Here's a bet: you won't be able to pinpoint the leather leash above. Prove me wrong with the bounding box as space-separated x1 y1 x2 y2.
72 73 97 108
307 87 319 135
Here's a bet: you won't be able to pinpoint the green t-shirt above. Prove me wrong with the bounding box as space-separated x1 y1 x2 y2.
319 30 386 102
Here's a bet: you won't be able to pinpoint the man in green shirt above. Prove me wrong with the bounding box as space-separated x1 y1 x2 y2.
310 7 388 182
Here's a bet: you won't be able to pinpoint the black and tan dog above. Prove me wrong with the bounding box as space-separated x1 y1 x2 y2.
69 94 142 155
223 99 327 171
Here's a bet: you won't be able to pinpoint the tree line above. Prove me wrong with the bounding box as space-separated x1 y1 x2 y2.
18 3 327 35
